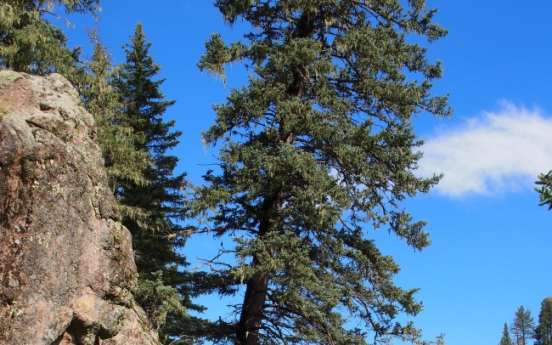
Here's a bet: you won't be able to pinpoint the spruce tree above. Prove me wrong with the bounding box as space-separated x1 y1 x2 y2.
79 29 151 191
511 306 536 345
501 323 514 345
112 23 198 343
194 1 451 344
535 297 552 345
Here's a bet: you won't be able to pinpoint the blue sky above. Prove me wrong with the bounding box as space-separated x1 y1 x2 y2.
60 1 552 344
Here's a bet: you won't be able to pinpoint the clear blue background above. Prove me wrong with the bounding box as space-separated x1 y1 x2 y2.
58 1 552 344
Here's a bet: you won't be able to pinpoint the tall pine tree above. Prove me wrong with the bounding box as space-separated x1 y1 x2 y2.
535 297 552 345
501 323 514 345
194 1 451 344
511 306 535 345
112 23 201 344
79 28 151 191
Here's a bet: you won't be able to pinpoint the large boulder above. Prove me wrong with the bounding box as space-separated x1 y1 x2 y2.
0 71 159 345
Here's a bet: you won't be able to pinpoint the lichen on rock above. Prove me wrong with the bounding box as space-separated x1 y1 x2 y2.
0 71 159 345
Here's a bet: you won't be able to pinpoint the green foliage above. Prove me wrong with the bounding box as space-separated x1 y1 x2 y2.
511 306 535 345
111 23 200 344
534 297 552 345
0 0 99 76
194 1 451 344
78 29 151 191
135 271 187 332
500 323 514 345
536 171 552 210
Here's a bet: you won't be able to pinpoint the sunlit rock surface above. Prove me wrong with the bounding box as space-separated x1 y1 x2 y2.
0 71 159 345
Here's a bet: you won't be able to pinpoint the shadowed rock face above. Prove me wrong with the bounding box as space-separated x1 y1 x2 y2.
0 71 159 345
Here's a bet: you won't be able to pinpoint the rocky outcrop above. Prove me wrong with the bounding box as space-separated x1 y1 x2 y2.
0 71 159 345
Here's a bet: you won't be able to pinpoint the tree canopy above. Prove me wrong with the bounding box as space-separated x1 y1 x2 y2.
0 0 100 75
111 23 199 344
500 323 514 345
535 297 552 345
511 306 535 345
194 0 451 344
79 29 151 191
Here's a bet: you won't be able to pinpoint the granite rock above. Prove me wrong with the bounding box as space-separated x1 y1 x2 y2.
0 71 159 345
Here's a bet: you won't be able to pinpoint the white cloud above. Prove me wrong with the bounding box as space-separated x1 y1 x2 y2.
416 102 552 197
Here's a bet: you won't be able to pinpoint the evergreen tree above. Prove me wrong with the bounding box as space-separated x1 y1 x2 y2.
0 0 99 77
194 1 451 344
112 23 200 344
511 306 536 345
501 323 514 345
78 29 150 191
534 297 552 345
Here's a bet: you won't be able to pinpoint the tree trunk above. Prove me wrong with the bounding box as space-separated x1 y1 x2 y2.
236 266 271 345
236 192 281 345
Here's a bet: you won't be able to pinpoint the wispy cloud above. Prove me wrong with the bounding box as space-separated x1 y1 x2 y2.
417 103 552 197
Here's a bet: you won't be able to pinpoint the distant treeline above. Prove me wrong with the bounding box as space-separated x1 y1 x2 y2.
500 297 552 345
